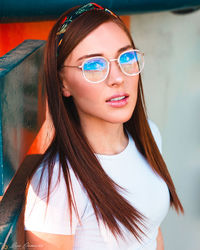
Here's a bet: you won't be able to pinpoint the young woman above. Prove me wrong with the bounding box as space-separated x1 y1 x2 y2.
24 3 183 249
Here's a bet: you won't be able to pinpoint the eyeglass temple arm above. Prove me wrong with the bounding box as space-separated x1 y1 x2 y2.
62 65 82 69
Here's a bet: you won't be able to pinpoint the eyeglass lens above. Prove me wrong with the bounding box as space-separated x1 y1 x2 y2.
119 51 140 75
83 58 108 83
83 50 143 83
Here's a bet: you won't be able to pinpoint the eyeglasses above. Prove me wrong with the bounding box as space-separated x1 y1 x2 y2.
62 49 144 83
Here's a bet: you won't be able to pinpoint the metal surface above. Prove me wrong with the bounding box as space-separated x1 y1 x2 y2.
0 0 200 22
0 40 46 194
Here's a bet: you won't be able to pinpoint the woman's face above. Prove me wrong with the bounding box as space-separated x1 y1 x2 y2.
61 21 139 126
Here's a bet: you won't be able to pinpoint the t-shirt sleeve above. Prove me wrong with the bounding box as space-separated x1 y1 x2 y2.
24 159 88 235
148 119 162 154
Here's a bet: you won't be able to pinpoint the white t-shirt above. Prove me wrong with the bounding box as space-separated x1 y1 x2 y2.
24 120 170 250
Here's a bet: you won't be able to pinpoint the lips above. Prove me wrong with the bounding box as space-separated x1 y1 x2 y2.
106 94 129 107
106 94 129 102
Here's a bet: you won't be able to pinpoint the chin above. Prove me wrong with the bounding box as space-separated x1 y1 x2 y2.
107 112 133 124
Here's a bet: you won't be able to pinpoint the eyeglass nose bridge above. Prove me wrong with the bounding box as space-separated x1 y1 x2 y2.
109 58 118 62
106 57 125 78
106 58 121 72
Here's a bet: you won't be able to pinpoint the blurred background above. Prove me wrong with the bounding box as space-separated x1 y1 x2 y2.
0 1 200 249
131 10 200 250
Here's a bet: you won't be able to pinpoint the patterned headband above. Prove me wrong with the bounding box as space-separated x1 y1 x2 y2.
56 2 117 55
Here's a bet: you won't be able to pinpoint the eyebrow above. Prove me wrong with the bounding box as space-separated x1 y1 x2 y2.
77 45 133 62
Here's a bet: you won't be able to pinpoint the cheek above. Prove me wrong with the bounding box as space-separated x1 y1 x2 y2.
128 75 139 101
67 73 102 104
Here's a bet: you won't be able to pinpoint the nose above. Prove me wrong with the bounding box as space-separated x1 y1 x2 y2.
106 60 124 87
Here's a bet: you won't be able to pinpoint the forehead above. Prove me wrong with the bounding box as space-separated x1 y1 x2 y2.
68 21 132 62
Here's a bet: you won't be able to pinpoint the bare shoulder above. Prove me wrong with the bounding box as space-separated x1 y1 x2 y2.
25 230 74 250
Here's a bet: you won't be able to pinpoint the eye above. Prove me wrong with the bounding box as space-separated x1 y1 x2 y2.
83 58 107 71
119 50 144 75
119 51 138 65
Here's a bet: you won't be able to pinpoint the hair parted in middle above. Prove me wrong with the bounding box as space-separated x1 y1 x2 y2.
30 3 183 241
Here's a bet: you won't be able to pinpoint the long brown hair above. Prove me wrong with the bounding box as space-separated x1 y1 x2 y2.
30 6 183 241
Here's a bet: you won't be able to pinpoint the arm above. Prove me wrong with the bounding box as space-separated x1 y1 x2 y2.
156 227 164 250
25 231 74 250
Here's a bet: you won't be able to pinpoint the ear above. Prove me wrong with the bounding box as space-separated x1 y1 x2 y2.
62 82 71 97
59 71 71 97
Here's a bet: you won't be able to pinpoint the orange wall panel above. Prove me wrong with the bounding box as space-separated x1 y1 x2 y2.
0 21 55 57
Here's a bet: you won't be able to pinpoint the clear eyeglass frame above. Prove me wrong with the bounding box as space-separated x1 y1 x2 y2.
62 49 145 84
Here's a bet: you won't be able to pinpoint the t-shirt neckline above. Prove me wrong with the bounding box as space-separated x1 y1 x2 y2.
95 132 132 160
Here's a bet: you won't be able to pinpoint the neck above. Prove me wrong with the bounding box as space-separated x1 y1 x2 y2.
80 119 128 155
